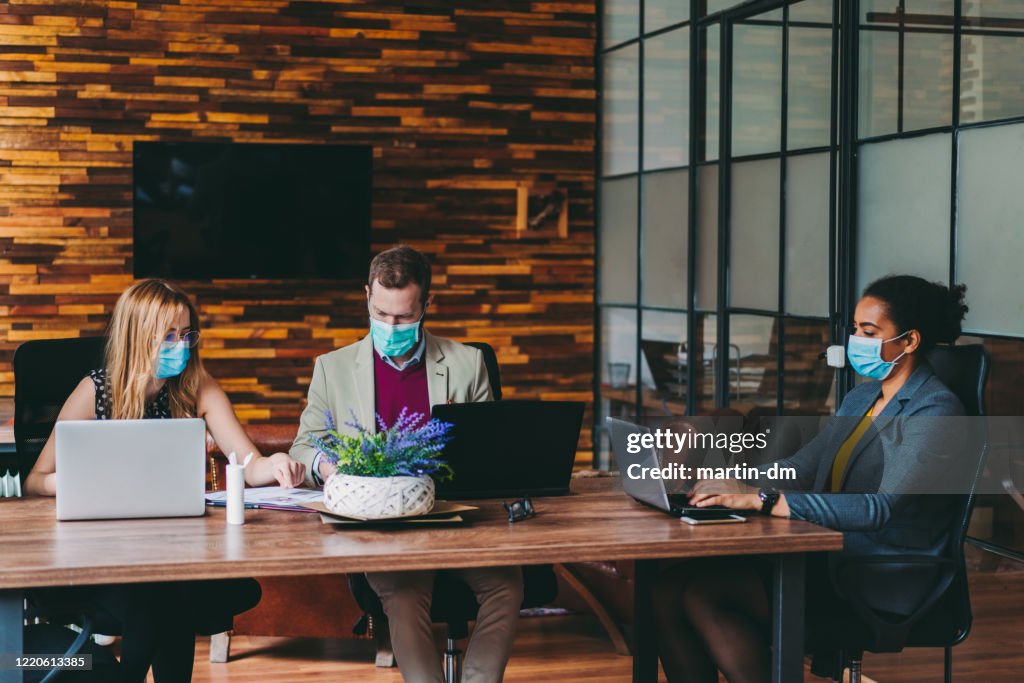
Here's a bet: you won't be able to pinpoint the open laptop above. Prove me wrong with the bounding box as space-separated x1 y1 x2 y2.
431 400 584 499
608 416 745 520
55 418 207 521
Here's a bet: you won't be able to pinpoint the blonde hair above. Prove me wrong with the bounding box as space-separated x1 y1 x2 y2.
104 279 203 419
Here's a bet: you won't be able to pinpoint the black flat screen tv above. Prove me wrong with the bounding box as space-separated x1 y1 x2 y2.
133 142 372 279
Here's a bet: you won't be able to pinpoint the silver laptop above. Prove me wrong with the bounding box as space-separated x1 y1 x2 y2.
608 417 690 515
608 417 746 522
55 418 207 521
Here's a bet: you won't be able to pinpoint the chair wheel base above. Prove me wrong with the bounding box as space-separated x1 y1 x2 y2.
443 637 462 683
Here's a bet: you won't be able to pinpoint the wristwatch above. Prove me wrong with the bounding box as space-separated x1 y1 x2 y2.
311 454 325 487
758 487 780 516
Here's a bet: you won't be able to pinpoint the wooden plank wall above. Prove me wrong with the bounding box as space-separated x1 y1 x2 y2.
0 0 596 457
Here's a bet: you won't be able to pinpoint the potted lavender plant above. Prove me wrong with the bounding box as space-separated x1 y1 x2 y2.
309 407 454 519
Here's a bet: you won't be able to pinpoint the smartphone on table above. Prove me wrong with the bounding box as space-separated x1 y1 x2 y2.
677 508 748 525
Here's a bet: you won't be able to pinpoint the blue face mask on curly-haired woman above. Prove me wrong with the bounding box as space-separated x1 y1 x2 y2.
847 330 911 381
155 340 190 379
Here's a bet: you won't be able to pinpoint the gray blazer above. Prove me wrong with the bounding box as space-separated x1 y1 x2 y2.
770 363 965 558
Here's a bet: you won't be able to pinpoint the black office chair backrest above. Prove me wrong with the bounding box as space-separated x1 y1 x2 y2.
924 344 989 553
919 344 989 645
925 344 988 418
464 341 502 400
14 336 107 481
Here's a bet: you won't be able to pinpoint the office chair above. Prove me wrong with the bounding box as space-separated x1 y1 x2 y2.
810 344 989 683
13 336 118 681
347 341 558 683
14 336 107 483
466 341 502 401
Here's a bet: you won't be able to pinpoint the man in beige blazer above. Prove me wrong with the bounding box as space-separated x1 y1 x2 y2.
289 333 493 450
290 245 523 683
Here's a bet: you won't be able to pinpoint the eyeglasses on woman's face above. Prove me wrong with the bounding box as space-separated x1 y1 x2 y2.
158 330 201 348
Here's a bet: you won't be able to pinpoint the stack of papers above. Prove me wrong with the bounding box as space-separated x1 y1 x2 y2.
205 486 323 512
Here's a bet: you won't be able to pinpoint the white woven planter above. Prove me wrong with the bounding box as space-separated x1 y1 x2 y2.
323 473 435 520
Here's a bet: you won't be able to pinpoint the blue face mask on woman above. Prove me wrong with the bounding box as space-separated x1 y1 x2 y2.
369 316 422 358
155 341 190 379
847 331 910 380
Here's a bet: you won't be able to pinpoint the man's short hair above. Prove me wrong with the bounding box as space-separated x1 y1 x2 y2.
368 245 432 303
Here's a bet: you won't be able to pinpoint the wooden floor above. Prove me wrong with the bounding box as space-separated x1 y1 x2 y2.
193 615 634 683
186 561 1024 683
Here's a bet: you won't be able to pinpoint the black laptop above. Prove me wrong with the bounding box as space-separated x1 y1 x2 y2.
431 400 585 499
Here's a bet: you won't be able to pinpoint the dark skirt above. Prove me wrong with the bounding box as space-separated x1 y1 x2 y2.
84 578 262 635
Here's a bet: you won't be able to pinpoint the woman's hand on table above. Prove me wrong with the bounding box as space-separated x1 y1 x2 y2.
689 478 759 510
268 452 306 488
688 478 790 517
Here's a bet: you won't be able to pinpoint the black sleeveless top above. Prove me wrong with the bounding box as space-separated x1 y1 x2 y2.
89 368 172 420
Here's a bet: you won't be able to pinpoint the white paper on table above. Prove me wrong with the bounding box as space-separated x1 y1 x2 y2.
205 486 323 507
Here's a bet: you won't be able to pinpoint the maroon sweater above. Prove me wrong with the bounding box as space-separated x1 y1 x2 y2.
373 349 430 430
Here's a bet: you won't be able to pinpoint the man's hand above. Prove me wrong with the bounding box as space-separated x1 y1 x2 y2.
269 452 306 488
318 458 335 486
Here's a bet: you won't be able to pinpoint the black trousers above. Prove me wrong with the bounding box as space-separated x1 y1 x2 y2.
36 578 261 683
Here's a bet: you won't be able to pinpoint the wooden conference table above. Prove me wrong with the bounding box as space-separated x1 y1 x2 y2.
0 478 842 683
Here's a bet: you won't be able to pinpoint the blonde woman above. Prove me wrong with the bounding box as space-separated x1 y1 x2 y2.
26 278 304 495
24 278 305 682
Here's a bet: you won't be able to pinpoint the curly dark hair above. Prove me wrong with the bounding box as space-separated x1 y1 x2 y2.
862 275 969 352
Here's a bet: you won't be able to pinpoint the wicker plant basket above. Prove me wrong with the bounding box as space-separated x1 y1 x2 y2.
323 473 436 520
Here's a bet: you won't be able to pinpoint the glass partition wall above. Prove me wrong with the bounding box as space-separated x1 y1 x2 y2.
596 0 838 467
597 0 1024 559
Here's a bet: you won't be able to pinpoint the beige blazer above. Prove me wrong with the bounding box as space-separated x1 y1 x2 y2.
290 331 493 486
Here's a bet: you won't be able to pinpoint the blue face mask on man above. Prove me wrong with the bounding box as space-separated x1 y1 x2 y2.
369 315 423 358
847 331 910 381
155 341 190 379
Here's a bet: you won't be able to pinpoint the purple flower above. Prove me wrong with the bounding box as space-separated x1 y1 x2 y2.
311 408 454 480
